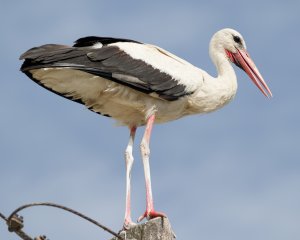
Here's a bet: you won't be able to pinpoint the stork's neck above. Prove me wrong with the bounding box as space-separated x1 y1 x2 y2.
209 41 236 81
207 38 238 96
185 42 238 115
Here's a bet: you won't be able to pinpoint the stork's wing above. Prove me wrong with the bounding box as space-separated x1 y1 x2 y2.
20 36 202 102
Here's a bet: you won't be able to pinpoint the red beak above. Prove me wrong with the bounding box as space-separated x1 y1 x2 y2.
226 48 272 98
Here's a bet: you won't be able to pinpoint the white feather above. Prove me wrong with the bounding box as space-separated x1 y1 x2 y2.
30 68 190 126
92 42 103 49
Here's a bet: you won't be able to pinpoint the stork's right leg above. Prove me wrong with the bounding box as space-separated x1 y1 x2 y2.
123 126 137 230
137 114 166 222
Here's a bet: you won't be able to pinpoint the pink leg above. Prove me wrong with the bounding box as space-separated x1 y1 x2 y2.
137 114 166 222
123 126 137 229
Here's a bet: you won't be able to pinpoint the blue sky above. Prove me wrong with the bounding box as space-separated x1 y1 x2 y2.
1 1 299 239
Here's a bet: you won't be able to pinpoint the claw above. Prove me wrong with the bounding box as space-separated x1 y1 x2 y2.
137 210 167 223
123 220 137 230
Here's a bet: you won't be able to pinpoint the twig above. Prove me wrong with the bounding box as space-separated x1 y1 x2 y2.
7 202 123 240
0 212 7 222
1 202 123 240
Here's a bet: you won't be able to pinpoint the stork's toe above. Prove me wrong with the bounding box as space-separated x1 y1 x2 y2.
123 219 137 230
137 210 167 223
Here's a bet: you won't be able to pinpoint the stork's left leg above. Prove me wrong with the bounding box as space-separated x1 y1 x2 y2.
137 114 166 222
123 126 137 229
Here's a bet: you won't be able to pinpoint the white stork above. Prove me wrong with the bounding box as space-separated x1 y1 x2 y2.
20 28 272 229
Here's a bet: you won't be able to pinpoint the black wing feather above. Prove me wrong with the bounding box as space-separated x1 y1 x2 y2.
20 36 192 101
73 36 141 47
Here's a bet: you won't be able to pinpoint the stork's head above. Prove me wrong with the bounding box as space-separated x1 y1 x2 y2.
209 28 272 98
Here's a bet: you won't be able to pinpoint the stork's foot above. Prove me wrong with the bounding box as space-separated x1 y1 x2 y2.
137 210 167 223
123 219 137 230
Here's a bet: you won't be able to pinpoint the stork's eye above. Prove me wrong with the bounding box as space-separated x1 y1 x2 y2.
233 35 241 43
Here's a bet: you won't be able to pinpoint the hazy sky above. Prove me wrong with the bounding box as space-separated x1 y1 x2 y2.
1 1 299 240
